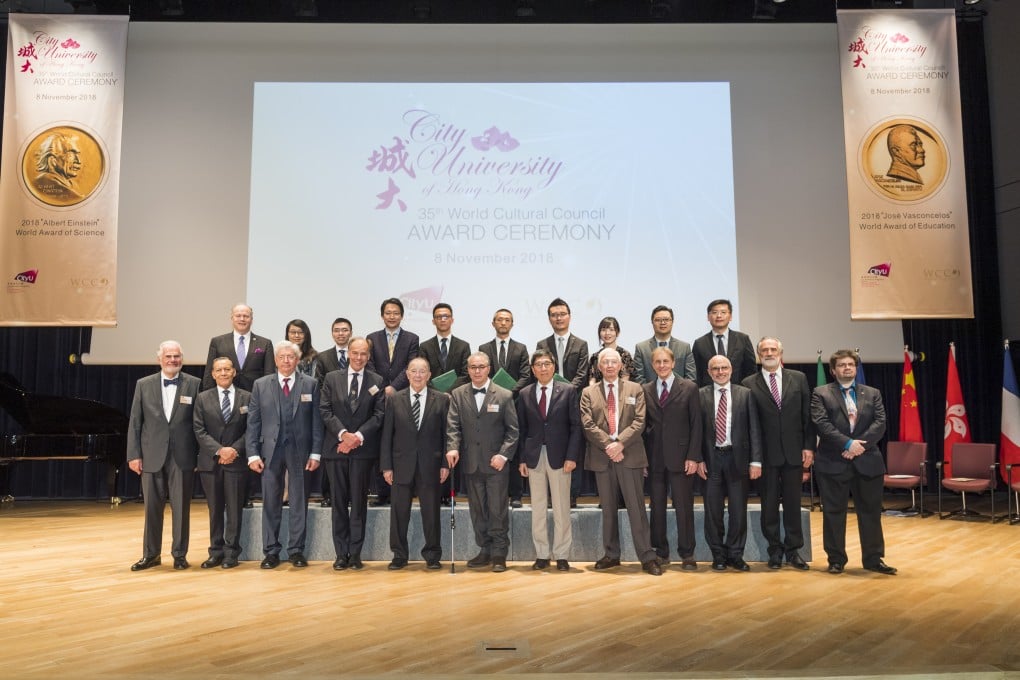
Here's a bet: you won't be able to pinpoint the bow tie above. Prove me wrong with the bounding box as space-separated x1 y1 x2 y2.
473 388 487 395
163 377 180 387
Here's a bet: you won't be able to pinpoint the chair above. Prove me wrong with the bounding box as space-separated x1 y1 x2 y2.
937 443 998 522
883 442 929 516
1007 464 1020 525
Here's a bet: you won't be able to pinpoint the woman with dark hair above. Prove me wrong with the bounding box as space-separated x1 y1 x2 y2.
589 316 636 384
285 319 319 380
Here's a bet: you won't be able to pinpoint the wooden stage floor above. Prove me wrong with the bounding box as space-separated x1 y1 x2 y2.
1 497 1018 680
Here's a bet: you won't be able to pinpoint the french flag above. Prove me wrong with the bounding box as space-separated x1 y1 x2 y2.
1001 341 1020 484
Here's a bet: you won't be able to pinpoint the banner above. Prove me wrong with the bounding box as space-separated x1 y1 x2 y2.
1000 341 1020 484
837 9 973 319
943 342 970 478
899 348 923 442
1 14 128 326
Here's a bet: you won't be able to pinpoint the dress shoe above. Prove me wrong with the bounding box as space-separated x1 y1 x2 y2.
440 497 450 507
130 555 161 571
865 560 897 575
787 553 810 571
260 554 281 569
727 557 750 572
767 555 783 570
570 496 578 509
349 556 364 570
222 558 239 569
282 500 289 507
532 558 550 570
320 498 332 508
425 560 442 570
288 552 308 568
656 555 671 566
510 498 523 509
681 557 697 571
827 563 845 574
466 552 491 568
333 555 350 571
593 556 621 570
370 498 390 507
492 557 507 573
556 559 570 571
201 556 224 569
173 557 189 570
388 558 408 570
642 560 663 576
711 559 728 572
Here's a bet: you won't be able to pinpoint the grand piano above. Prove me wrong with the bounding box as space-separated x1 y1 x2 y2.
0 372 127 504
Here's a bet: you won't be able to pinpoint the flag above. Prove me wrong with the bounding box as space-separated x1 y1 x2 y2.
855 351 867 386
943 343 971 478
816 354 826 388
1000 342 1020 484
899 350 923 442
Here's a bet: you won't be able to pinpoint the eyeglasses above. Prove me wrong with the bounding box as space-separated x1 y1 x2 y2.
467 364 489 371
433 314 452 321
532 361 555 368
549 312 569 319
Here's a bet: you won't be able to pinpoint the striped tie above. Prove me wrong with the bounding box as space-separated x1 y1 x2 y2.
221 389 231 423
412 392 421 430
607 383 617 437
715 388 727 445
769 372 782 410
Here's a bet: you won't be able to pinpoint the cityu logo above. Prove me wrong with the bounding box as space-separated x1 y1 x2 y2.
400 285 445 314
13 269 39 284
867 262 891 277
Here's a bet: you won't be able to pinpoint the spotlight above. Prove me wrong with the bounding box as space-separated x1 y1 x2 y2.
650 0 671 19
752 0 777 20
515 0 536 18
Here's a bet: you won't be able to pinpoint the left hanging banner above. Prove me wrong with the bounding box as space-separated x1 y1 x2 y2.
1 14 128 326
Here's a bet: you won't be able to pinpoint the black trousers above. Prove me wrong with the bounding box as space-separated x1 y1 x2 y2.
815 466 886 568
760 463 805 558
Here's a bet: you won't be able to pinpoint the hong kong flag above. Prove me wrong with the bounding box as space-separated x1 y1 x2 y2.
943 343 971 478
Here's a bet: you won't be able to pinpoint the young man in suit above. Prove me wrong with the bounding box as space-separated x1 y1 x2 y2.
314 317 354 384
642 346 703 570
445 352 519 572
246 341 323 570
742 336 815 570
418 302 471 390
633 305 696 384
201 303 275 391
380 357 450 570
811 349 896 575
698 354 762 572
580 348 662 576
127 340 201 571
319 337 387 571
193 357 251 569
692 299 757 388
517 349 582 571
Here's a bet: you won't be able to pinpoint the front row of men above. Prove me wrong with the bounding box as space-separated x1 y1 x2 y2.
128 339 895 576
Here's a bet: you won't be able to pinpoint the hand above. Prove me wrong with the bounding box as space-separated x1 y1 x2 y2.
843 440 866 458
128 459 142 475
684 459 699 476
697 461 708 480
489 455 506 472
446 450 460 468
563 460 577 474
519 463 529 477
802 449 814 467
439 468 450 484
305 458 319 472
605 441 624 462
217 447 237 465
383 470 394 486
749 465 762 480
249 459 265 473
385 386 396 397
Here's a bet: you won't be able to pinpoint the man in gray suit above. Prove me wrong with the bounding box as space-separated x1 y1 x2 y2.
633 305 696 384
698 354 762 572
193 357 250 569
128 340 201 571
246 341 323 569
445 351 519 572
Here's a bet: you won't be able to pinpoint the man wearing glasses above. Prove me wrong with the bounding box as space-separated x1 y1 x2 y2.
633 304 696 384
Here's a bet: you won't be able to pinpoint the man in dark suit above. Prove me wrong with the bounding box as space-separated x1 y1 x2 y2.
742 336 815 570
380 357 450 570
580 348 662 576
642 346 703 570
367 297 419 506
445 351 519 572
313 317 354 385
246 341 323 569
127 340 201 571
319 337 386 570
517 349 582 571
692 299 757 388
193 357 250 569
811 349 896 575
633 305 696 384
201 303 275 391
418 302 471 390
698 354 762 572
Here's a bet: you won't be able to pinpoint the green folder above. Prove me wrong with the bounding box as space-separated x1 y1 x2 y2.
430 369 458 393
553 372 571 384
491 367 517 391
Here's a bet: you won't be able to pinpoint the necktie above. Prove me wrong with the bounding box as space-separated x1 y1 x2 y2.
843 387 858 430
388 333 396 361
660 380 669 407
607 383 617 437
715 387 727 445
539 385 548 420
163 377 180 387
282 377 290 397
440 337 448 369
658 341 667 348
349 373 360 401
557 336 566 374
499 340 507 369
473 387 486 395
338 348 348 370
221 389 231 423
769 372 782 410
716 334 725 356
236 335 247 368
412 392 421 430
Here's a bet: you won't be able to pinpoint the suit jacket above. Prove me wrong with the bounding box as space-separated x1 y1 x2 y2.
580 380 647 472
693 329 757 387
516 381 582 470
642 377 703 473
811 382 886 477
380 387 450 485
245 371 323 464
478 338 531 395
319 368 387 460
742 368 816 467
127 372 201 471
698 383 763 474
418 335 471 390
193 386 251 472
536 333 589 390
446 381 518 475
633 337 696 384
201 332 275 391
313 345 346 386
367 328 419 392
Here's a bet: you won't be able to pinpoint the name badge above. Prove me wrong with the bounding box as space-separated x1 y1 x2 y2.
300 393 313 402
239 406 248 414
626 396 636 405
368 385 380 396
179 396 193 405
487 404 500 413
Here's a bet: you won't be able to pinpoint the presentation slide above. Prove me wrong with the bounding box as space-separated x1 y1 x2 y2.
248 82 737 346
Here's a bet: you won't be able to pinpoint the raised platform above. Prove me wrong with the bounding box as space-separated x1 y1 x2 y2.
238 502 812 563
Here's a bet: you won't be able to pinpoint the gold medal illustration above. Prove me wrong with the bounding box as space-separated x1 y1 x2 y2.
21 125 105 208
860 118 948 203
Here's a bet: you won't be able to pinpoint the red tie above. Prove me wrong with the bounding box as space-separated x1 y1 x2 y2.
715 387 727 445
659 381 669 407
607 383 617 436
539 385 548 420
769 372 782 410
282 377 290 397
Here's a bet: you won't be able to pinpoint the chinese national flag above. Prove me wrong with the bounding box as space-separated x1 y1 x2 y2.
1000 344 1020 484
899 350 923 442
943 343 971 478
